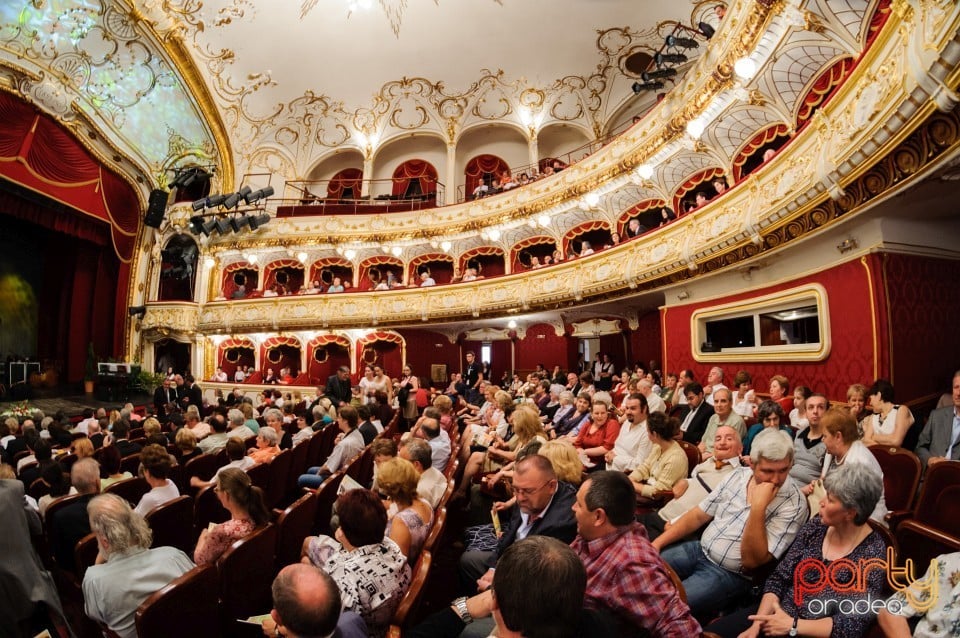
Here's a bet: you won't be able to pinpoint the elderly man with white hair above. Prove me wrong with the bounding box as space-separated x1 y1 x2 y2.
652 429 807 622
83 494 194 638
638 378 666 414
226 408 256 440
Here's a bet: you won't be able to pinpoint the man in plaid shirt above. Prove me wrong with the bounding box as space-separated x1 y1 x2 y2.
571 471 701 637
651 429 807 622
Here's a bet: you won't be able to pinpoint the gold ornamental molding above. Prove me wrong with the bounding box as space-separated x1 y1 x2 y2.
140 302 201 336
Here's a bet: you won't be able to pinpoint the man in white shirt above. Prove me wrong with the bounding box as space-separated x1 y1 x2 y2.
226 408 256 441
191 438 256 489
605 394 651 473
638 379 666 414
212 366 228 382
704 367 728 406
74 409 97 436
675 369 695 407
399 438 447 508
418 414 451 472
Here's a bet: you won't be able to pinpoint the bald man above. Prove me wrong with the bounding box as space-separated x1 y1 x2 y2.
261 563 367 638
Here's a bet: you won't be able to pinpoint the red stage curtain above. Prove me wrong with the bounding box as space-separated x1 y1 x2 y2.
391 159 438 196
464 155 509 199
327 168 363 199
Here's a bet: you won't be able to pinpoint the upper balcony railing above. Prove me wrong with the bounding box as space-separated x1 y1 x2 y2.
279 177 445 217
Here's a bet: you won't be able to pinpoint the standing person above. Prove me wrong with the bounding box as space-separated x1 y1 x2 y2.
463 351 483 406
324 366 353 408
397 365 420 429
593 353 615 392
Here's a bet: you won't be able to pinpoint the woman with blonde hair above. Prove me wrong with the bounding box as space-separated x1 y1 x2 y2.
377 458 434 563
194 467 270 566
141 417 161 440
539 439 585 485
457 404 544 499
432 394 454 433
175 427 201 462
70 437 95 460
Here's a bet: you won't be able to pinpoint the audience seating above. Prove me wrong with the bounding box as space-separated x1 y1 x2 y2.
423 506 446 555
104 476 150 506
677 439 701 471
662 560 687 604
183 453 222 491
246 462 270 492
58 453 79 473
887 460 960 531
387 550 432 632
312 472 345 536
119 454 141 475
308 423 340 467
135 564 222 638
74 532 99 581
868 445 921 523
216 523 278 635
264 448 293 509
286 439 311 495
28 476 51 500
274 491 318 570
194 485 229 539
146 495 195 554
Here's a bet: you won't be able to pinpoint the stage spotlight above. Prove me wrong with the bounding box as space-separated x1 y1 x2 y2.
655 52 687 66
215 218 232 235
128 306 147 318
698 21 715 39
632 81 665 93
223 186 252 210
244 185 275 205
202 219 219 235
208 194 227 207
665 34 699 49
229 216 249 233
247 213 271 230
191 197 208 212
188 215 205 235
642 68 677 82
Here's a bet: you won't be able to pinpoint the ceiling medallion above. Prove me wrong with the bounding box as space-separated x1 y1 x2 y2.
300 0 504 37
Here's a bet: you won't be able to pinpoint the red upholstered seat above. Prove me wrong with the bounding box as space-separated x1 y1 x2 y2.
104 476 150 507
135 564 221 638
145 495 195 554
216 524 278 635
275 491 318 570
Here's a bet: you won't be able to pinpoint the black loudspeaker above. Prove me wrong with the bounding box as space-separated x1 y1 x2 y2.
145 189 169 228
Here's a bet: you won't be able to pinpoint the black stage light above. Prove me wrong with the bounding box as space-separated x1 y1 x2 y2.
666 34 699 49
642 68 677 82
247 213 271 230
655 52 687 66
229 216 249 233
191 197 208 212
632 81 665 93
202 219 219 235
189 215 205 235
128 306 147 317
215 218 232 235
244 185 275 205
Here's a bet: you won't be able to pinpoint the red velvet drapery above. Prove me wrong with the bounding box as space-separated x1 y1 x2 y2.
356 331 405 375
327 168 363 199
358 256 404 290
408 253 454 285
218 338 256 377
222 262 259 298
307 335 352 384
391 159 438 196
263 259 305 295
464 154 509 199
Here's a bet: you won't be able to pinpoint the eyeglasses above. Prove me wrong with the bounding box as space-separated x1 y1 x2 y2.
513 480 553 497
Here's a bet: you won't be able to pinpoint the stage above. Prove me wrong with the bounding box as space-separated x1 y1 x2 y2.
0 384 152 420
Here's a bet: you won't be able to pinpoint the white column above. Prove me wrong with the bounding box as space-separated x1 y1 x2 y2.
528 136 539 171
361 157 374 198
445 143 457 205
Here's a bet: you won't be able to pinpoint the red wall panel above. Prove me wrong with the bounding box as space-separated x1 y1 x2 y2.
399 329 461 389
516 323 573 374
883 253 960 400
661 256 883 401
630 311 663 371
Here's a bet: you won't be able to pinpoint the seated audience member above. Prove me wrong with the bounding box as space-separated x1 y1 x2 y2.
638 378 666 414
226 408 256 441
378 458 434 563
370 437 398 491
356 404 379 445
861 378 915 448
260 563 368 638
768 375 795 414
703 366 728 406
291 414 315 447
410 536 615 638
572 471 701 636
572 400 621 469
643 425 743 540
37 462 73 517
817 408 888 524
174 427 202 463
629 412 688 498
788 385 812 429
134 444 180 516
678 382 715 445
742 400 791 456
459 454 577 596
705 464 886 637
99 445 133 491
302 489 410 637
845 382 869 427
248 427 282 464
184 412 211 441
458 405 545 498
192 437 256 489
398 438 447 509
197 414 230 454
110 419 142 458
194 468 270 566
877 551 960 636
298 405 365 488
545 389 575 433
652 429 808 621
606 394 650 473
698 387 747 458
263 407 293 450
417 413 451 472
790 394 829 485
731 370 756 418
47 458 100 569
83 494 194 638
554 392 593 437
916 370 960 468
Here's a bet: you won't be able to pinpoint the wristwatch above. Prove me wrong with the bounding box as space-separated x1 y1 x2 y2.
788 615 798 636
453 596 474 624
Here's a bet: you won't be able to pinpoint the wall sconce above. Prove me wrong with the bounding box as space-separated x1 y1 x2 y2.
836 237 858 254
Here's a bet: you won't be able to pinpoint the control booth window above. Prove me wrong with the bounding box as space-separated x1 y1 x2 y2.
692 284 830 362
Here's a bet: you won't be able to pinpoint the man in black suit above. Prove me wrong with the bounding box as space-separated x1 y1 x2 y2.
678 382 714 445
153 377 177 417
111 420 142 458
459 454 577 595
323 366 352 407
180 374 203 410
356 404 378 445
47 458 100 569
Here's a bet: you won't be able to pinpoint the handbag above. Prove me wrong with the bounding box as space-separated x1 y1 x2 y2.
415 387 429 409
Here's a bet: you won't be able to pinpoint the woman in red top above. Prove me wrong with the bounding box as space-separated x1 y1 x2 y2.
572 400 621 468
